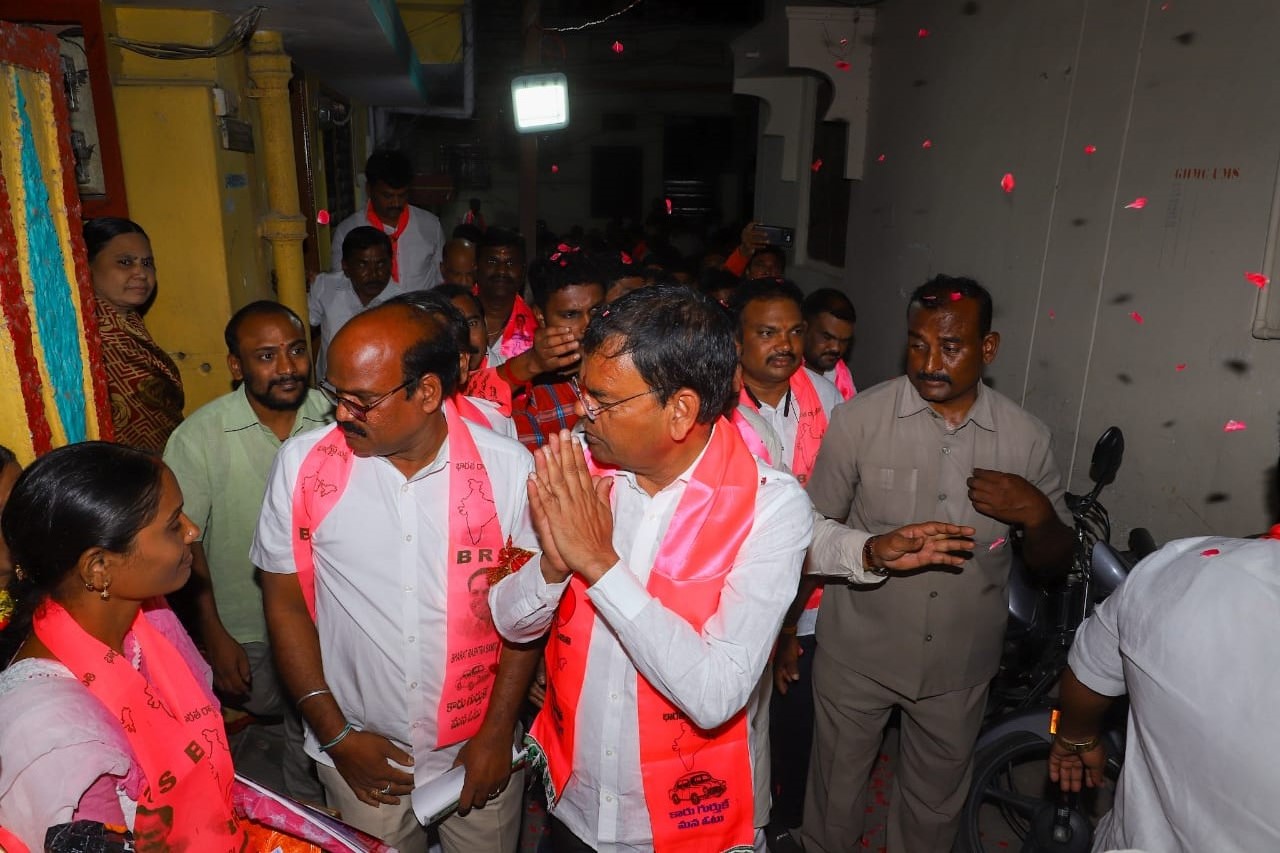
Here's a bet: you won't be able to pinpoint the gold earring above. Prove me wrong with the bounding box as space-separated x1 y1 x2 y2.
12 563 25 581
84 580 96 592
100 580 111 602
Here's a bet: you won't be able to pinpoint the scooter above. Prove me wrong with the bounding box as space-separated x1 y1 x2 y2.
954 427 1156 853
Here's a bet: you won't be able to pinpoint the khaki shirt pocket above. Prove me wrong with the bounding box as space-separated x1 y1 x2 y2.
856 466 919 528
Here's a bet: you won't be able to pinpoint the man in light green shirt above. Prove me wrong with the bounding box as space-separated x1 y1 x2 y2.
164 300 332 802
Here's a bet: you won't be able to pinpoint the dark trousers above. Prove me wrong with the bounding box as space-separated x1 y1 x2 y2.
769 633 817 828
548 817 596 852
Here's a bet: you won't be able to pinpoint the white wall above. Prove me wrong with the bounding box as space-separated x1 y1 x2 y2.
843 0 1280 542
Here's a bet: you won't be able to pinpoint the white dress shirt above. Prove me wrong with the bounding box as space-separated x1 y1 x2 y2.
750 367 840 635
307 272 408 381
251 421 538 788
1069 536 1280 853
490 429 813 850
330 204 443 292
463 395 517 441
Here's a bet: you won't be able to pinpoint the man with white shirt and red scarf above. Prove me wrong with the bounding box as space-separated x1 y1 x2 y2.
254 303 540 852
330 150 444 291
727 277 842 836
489 285 814 851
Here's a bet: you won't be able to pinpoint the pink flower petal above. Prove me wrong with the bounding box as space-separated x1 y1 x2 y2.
988 536 1007 551
839 37 849 46
1200 548 1220 557
811 158 824 173
1048 309 1056 319
1223 419 1247 432
921 139 933 149
917 27 930 38
664 198 673 214
1175 363 1187 371
1125 197 1148 209
611 40 624 54
949 291 963 302
1245 272 1269 288
876 153 886 162
835 60 851 71
550 163 559 173
1084 144 1097 155
315 209 330 226
1129 311 1144 324
1000 172 1015 193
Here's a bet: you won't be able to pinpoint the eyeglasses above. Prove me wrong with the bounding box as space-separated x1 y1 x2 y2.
569 375 658 421
319 376 419 422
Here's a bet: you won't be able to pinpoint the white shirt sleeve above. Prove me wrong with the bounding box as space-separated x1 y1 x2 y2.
807 513 888 586
250 441 301 574
584 482 813 731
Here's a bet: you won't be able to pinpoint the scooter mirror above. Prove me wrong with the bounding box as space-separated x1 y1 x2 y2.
1088 426 1124 486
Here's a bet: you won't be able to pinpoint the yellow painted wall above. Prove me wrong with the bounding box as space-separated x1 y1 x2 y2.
103 5 274 412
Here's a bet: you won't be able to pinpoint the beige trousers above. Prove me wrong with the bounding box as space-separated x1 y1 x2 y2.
799 645 988 853
317 762 524 853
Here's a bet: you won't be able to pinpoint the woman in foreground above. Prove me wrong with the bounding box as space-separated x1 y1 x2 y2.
0 442 245 851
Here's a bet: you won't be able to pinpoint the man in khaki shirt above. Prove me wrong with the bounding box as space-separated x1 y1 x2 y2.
798 276 1074 853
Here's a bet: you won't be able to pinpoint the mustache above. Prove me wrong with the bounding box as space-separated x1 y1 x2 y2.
768 352 797 361
916 372 950 384
270 375 306 388
339 422 368 438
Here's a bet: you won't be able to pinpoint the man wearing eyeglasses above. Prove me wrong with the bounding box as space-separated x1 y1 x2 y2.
489 285 814 852
254 302 541 853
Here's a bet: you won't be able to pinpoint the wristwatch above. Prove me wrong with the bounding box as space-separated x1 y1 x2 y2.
863 535 891 577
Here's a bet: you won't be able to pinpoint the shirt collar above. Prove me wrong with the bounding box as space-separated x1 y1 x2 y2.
222 386 331 435
895 375 996 432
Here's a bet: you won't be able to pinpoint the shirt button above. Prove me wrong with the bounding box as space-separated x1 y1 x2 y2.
404 585 413 592
925 634 934 642
410 681 419 688
405 534 413 542
942 447 951 455
408 636 416 643
605 794 614 803
401 485 409 493
606 748 614 756
930 591 938 598
610 692 619 702
937 493 947 502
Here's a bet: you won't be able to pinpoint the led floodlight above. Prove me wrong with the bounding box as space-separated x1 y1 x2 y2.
511 73 569 133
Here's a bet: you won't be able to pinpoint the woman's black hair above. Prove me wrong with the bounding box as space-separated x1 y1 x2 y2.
83 217 149 263
0 442 164 665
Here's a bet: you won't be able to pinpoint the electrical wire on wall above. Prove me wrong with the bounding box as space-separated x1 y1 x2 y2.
108 5 265 60
541 0 644 33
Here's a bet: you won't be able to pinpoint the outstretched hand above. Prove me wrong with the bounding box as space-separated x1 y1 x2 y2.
871 522 976 572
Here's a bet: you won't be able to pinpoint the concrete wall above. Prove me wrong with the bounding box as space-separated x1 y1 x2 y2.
104 5 274 411
843 0 1280 542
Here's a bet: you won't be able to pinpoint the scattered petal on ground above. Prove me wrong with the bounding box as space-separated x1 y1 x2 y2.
1125 197 1148 209
315 209 330 225
1223 420 1247 432
1001 172 1015 193
1084 144 1097 154
1175 363 1187 371
921 139 933 149
918 27 930 38
812 159 824 172
1245 272 1269 288
836 60 851 71
1129 311 1144 324
1201 548 1220 557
